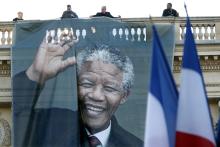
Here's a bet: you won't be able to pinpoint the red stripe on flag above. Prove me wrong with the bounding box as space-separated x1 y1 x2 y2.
176 131 215 147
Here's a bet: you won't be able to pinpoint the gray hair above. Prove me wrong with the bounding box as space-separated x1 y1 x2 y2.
76 45 134 92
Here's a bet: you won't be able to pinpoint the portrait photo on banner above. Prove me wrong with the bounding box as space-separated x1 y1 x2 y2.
11 18 175 147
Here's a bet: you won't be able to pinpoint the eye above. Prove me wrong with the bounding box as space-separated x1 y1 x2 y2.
79 81 94 88
104 85 120 93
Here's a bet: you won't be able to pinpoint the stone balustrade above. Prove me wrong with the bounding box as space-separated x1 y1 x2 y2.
123 17 220 42
0 17 220 46
0 22 14 46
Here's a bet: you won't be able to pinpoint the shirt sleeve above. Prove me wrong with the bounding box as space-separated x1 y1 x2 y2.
13 71 43 114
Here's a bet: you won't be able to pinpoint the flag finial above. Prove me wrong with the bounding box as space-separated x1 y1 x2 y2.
184 2 189 17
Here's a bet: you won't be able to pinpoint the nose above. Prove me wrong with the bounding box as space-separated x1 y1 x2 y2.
89 85 105 101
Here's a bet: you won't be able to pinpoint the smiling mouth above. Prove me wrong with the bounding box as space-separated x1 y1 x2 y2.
84 104 106 116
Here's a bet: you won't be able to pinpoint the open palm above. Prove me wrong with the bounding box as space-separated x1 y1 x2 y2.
26 37 78 84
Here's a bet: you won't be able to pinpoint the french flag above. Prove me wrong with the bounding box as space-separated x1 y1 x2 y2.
175 11 216 147
144 25 178 147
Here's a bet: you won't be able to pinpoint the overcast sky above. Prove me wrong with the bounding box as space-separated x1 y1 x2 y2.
0 0 219 21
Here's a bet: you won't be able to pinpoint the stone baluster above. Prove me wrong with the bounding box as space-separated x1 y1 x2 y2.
131 28 135 41
119 28 123 39
180 25 185 40
6 30 12 45
46 30 52 43
125 28 129 40
192 25 198 40
91 27 96 34
1 30 6 45
204 24 209 40
143 27 146 41
56 28 62 43
4 31 9 45
112 28 117 38
198 25 203 40
75 29 80 39
137 28 141 41
82 29 86 39
210 24 215 40
50 30 56 43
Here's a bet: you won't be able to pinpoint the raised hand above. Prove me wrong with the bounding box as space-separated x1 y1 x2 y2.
26 31 78 84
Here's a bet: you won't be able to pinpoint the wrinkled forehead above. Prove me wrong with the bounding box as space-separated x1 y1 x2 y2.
80 60 122 76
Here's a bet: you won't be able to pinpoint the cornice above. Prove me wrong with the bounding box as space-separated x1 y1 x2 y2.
173 55 220 73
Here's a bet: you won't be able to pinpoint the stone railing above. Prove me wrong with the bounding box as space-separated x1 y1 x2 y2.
1 17 220 47
123 17 220 42
0 22 14 46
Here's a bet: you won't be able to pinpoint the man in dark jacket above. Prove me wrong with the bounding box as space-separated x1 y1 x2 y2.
13 33 143 147
91 6 120 18
61 4 78 19
162 3 179 17
13 11 24 22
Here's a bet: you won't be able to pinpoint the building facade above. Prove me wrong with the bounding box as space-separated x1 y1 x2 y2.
0 17 220 146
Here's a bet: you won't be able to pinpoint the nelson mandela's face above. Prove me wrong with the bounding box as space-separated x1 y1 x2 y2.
78 60 127 133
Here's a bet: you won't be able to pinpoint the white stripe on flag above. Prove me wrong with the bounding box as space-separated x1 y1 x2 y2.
144 93 169 147
177 68 215 142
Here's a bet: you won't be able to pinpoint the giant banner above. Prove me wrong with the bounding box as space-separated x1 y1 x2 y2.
12 18 175 147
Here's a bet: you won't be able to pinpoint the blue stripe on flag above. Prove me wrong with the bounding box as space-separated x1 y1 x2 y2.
182 17 201 74
149 25 178 147
183 15 214 124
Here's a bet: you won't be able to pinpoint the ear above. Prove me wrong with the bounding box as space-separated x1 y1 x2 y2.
120 90 130 104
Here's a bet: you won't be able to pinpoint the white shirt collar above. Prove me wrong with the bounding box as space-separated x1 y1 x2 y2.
86 121 111 147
